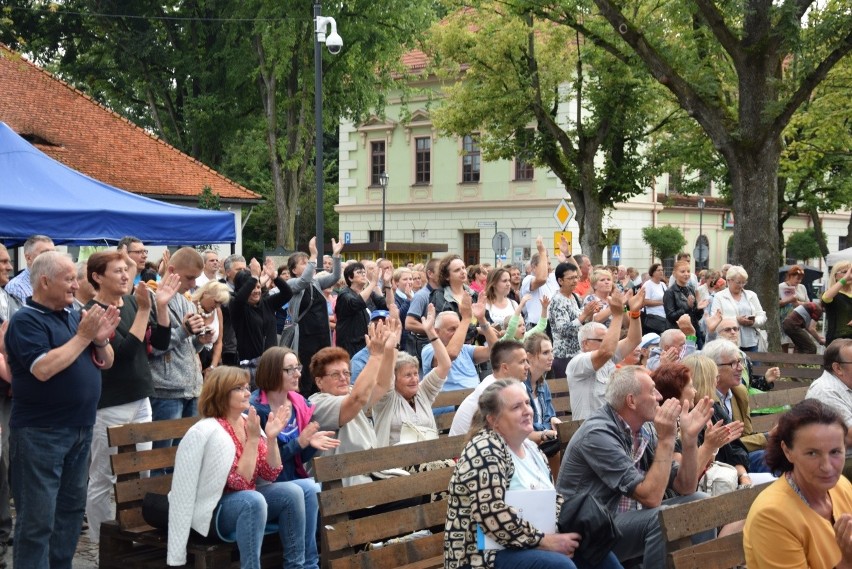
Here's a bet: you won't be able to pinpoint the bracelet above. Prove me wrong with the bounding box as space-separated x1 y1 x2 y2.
92 339 109 348
429 337 439 343
685 334 697 342
628 310 641 319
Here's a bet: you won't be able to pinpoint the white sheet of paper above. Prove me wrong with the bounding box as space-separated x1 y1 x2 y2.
477 488 557 550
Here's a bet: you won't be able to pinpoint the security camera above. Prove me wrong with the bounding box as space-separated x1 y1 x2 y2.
326 31 343 55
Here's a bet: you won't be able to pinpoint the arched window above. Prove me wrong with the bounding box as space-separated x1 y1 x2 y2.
726 236 736 265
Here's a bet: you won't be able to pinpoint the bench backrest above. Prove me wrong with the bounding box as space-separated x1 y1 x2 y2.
660 482 771 569
751 351 822 381
107 416 200 530
313 436 466 569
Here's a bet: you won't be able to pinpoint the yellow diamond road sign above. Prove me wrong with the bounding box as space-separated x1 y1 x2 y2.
553 199 574 230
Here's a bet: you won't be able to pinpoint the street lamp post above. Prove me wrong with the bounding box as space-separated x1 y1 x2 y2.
379 171 389 257
697 197 706 270
313 2 342 260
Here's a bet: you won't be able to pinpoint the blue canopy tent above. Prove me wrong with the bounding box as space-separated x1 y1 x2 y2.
0 122 236 247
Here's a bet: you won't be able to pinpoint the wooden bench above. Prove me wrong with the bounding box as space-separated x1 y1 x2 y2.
432 378 571 434
749 385 809 431
99 416 283 569
660 482 771 569
751 351 823 383
313 435 466 569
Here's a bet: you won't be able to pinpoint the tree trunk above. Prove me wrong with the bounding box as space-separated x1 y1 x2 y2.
723 139 782 351
809 207 830 259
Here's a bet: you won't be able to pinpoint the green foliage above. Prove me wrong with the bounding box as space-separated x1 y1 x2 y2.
428 1 667 260
197 186 221 211
785 229 824 262
641 226 686 262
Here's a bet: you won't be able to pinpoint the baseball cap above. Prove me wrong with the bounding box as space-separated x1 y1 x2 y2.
370 309 390 321
639 333 661 349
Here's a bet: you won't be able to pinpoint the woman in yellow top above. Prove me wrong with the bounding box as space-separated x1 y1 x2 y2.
744 399 852 569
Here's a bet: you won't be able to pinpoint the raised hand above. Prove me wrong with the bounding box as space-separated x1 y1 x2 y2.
134 282 151 312
459 292 473 321
654 397 683 441
609 288 626 312
264 404 290 439
249 258 261 278
331 237 343 256
245 407 261 443
519 293 532 308
702 419 738 451
384 317 402 350
77 305 106 341
535 235 545 253
559 235 571 257
308 236 318 258
96 304 121 344
540 294 550 314
422 304 437 334
679 396 714 442
366 319 389 356
471 293 487 322
264 257 277 280
155 273 181 307
676 314 695 336
627 286 646 312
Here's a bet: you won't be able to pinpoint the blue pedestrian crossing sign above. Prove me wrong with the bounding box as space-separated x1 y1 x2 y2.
610 244 621 262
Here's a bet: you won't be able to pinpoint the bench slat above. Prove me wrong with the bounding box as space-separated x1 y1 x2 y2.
432 389 472 408
659 482 770 542
753 366 820 380
113 474 174 505
324 500 447 551
669 532 747 569
328 532 444 569
107 416 200 447
313 436 464 482
319 468 453 517
111 446 178 475
749 385 809 409
751 352 823 365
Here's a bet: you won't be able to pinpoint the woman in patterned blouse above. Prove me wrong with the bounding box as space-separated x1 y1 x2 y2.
443 379 622 569
169 367 315 569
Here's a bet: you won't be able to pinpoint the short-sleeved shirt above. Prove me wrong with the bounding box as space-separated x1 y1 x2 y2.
520 273 558 324
565 348 622 421
642 280 667 317
308 391 378 486
421 344 478 391
806 370 852 430
556 404 677 514
5 299 102 427
449 375 496 436
407 284 434 322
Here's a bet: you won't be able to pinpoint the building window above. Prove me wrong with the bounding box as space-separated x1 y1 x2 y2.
370 141 386 186
463 232 480 265
369 230 383 244
414 137 431 184
462 135 480 183
514 129 534 181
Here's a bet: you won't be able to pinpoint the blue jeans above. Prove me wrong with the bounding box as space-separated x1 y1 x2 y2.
494 548 623 569
749 449 771 474
289 478 321 569
11 426 93 569
150 396 197 449
214 482 308 569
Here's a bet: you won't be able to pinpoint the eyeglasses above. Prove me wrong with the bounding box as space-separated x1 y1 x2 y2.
128 249 149 255
282 365 303 374
354 270 367 275
231 385 251 393
560 275 579 281
719 326 740 333
718 360 743 369
325 371 352 381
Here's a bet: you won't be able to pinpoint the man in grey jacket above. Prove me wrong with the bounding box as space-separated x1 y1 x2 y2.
149 248 208 449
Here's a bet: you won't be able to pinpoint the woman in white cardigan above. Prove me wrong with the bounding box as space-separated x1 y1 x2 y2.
372 305 451 447
708 266 767 351
168 367 310 568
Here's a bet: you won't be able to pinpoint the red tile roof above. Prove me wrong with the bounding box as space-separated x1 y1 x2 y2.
0 45 260 202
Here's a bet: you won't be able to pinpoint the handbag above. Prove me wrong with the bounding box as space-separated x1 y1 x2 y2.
398 421 439 445
538 438 561 457
698 461 739 496
642 312 672 335
279 285 313 349
557 493 621 566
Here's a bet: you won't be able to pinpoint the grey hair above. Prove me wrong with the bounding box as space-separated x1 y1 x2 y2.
659 329 685 350
394 352 419 372
75 260 88 280
222 254 246 273
23 235 53 256
29 251 71 286
725 265 748 282
605 365 645 410
701 338 740 365
435 310 460 330
578 321 606 343
201 249 218 260
468 379 522 439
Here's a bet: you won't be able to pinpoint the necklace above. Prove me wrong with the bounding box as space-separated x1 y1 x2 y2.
196 301 214 319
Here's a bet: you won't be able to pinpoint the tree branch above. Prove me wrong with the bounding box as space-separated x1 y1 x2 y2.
692 0 744 68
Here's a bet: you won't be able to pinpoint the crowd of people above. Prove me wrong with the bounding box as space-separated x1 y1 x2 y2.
1 232 851 569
